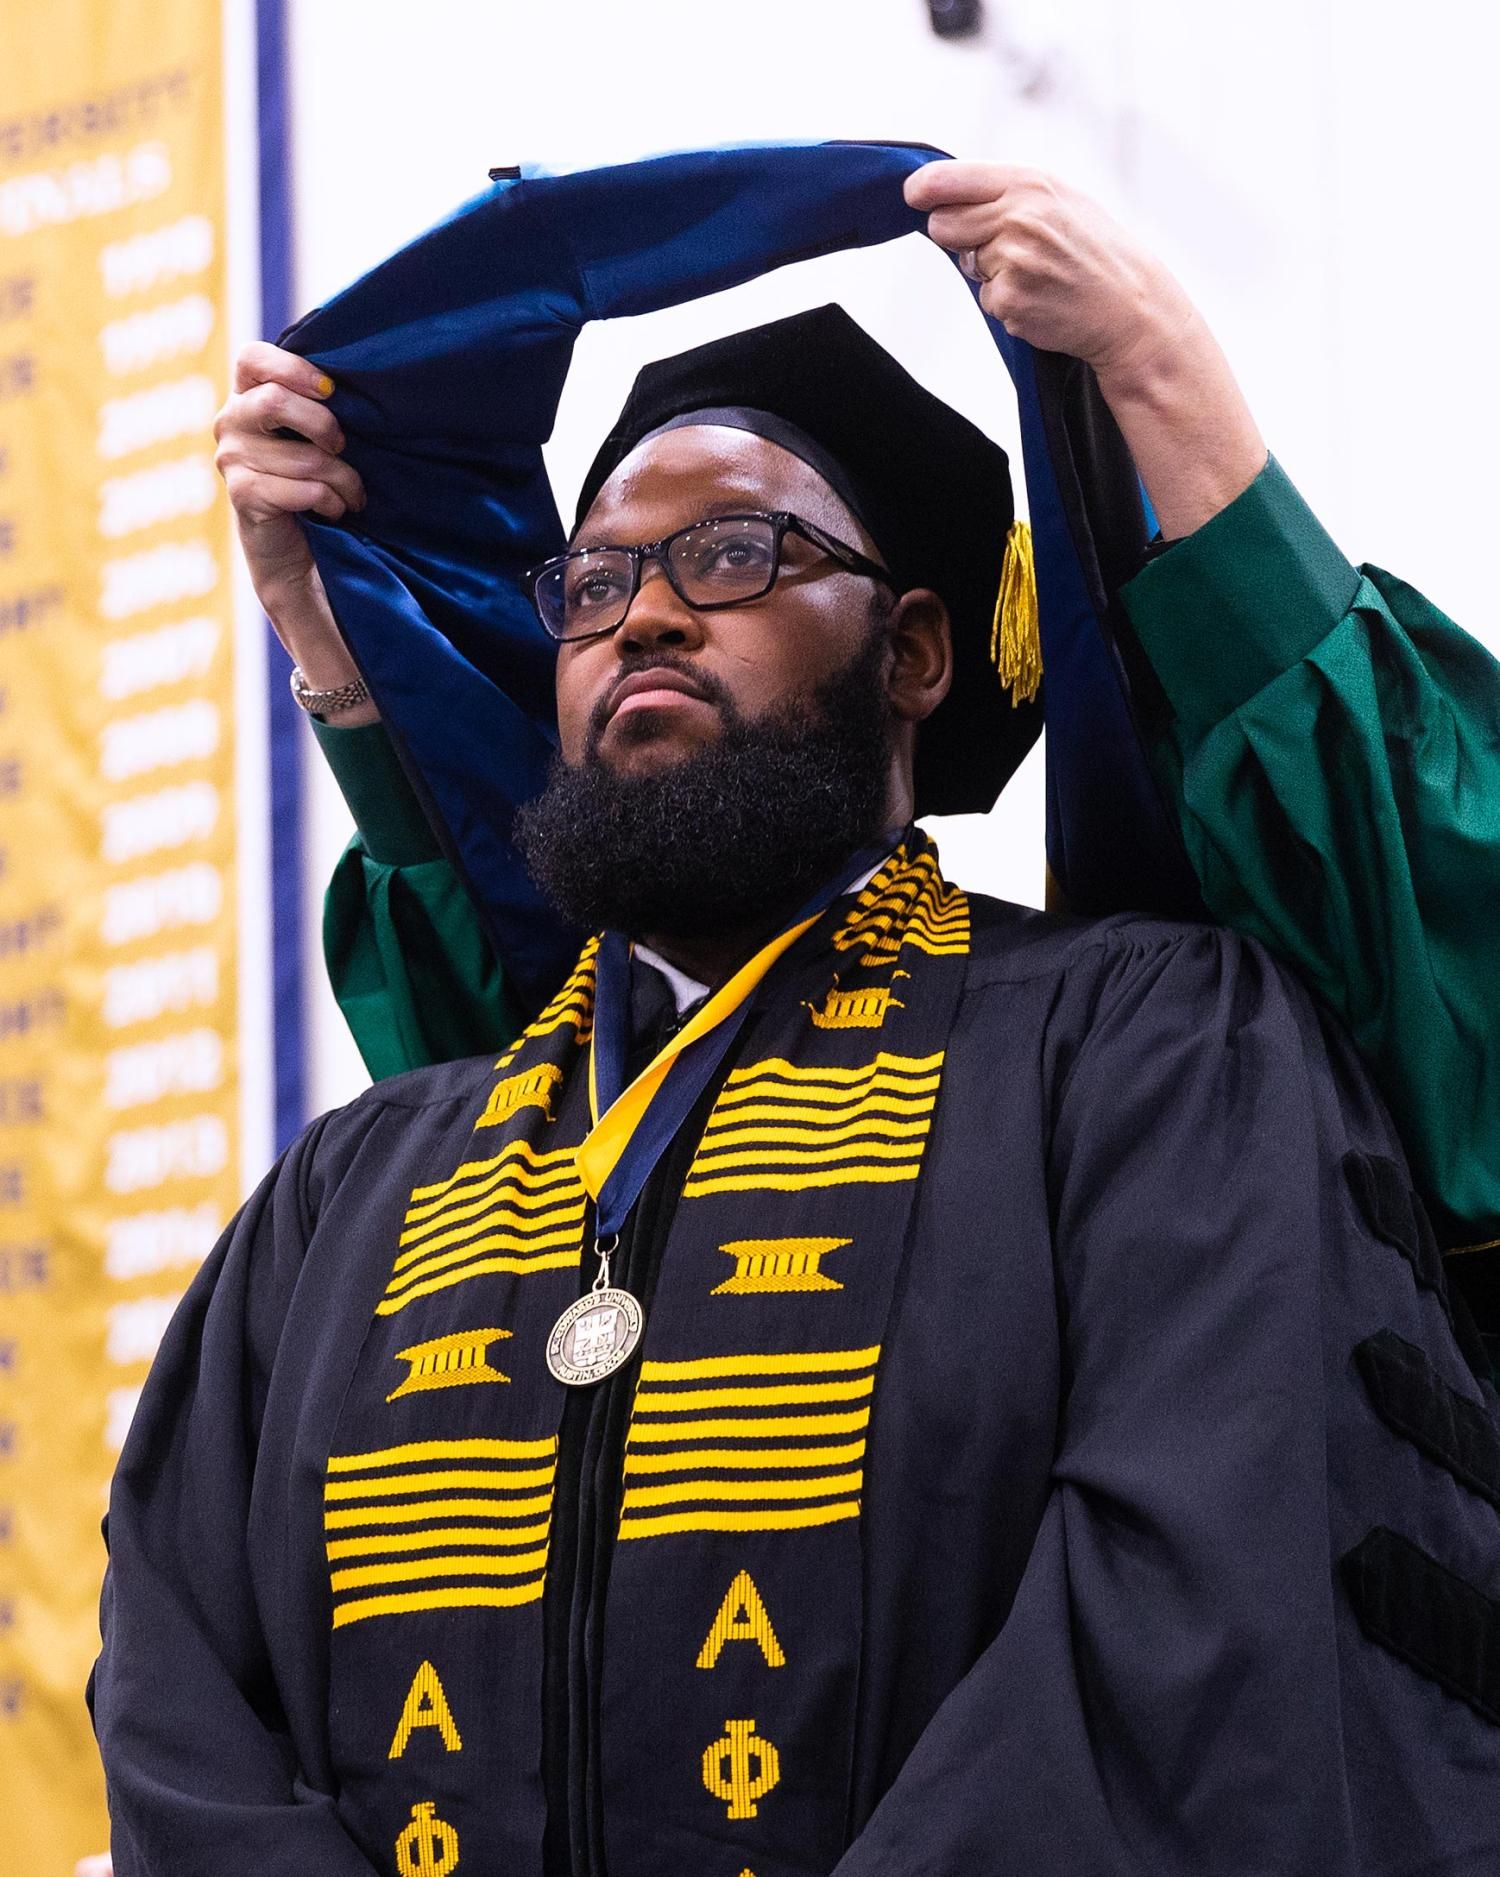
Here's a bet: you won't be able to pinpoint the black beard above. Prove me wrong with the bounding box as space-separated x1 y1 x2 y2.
513 633 893 943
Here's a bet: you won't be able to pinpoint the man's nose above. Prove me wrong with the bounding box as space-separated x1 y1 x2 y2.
615 559 705 653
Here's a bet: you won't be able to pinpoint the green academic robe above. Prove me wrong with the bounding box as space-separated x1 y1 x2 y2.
314 458 1500 1250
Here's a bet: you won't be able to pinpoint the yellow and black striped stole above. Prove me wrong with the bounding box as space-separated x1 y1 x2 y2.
495 937 597 1068
677 844 966 1201
373 939 602 1316
832 843 970 965
322 1435 558 1627
681 1050 944 1197
600 837 973 1873
618 1347 878 1540
379 1141 588 1315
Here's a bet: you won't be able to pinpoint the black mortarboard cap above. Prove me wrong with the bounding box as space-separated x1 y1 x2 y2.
576 304 1036 819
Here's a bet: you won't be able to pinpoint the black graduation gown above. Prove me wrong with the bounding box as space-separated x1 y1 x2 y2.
92 898 1500 1874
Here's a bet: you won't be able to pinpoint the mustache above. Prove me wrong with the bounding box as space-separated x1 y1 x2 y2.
584 655 733 758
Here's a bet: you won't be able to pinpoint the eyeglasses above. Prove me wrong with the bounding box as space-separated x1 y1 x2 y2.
528 510 896 643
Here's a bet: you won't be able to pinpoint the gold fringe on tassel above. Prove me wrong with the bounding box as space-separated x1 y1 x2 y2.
989 518 1040 707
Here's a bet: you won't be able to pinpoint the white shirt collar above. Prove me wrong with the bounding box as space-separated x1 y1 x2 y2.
631 943 711 1016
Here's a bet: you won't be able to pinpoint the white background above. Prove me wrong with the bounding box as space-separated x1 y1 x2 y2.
280 0 1500 1116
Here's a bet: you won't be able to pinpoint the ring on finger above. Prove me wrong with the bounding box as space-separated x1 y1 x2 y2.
958 247 989 284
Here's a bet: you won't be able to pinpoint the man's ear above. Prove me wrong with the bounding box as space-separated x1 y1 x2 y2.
884 588 953 724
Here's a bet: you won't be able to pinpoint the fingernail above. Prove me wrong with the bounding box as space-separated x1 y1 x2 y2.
316 374 335 397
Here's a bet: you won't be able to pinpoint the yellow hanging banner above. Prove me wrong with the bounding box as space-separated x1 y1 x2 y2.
1 1 264 1860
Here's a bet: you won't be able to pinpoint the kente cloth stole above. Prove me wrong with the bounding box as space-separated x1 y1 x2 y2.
323 836 971 1877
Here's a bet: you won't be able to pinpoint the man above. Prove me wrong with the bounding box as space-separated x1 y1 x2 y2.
96 301 1500 1873
216 157 1500 1284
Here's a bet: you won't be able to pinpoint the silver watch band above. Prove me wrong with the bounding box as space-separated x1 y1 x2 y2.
289 666 371 717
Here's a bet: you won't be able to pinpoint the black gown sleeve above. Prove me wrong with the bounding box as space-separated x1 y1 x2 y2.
833 925 1500 1875
90 1118 381 1875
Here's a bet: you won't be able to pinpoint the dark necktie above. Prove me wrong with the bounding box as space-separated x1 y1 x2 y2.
624 957 705 1086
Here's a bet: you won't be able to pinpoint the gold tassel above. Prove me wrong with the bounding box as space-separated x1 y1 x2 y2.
989 518 1040 707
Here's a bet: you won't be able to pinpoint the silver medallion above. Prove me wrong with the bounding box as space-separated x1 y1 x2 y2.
546 1287 644 1386
546 1234 645 1386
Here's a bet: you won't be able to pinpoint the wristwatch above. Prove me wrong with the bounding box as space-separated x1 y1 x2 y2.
289 665 371 717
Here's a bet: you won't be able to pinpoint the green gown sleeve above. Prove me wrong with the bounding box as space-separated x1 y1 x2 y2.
311 717 524 1080
1121 457 1500 1250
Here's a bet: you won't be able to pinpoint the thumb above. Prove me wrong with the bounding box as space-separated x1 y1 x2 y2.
904 159 1018 212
